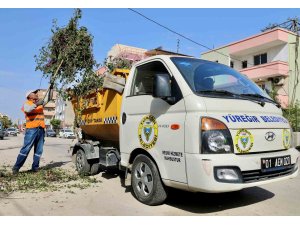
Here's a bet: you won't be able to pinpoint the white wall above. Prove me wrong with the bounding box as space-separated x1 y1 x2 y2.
230 44 288 71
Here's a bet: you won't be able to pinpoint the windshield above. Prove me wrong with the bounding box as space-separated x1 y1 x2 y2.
65 130 72 132
171 57 270 98
47 129 54 132
7 128 15 131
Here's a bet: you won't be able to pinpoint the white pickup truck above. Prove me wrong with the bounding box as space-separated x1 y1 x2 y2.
72 55 299 205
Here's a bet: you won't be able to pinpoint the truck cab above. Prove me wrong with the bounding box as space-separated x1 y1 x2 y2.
120 55 299 205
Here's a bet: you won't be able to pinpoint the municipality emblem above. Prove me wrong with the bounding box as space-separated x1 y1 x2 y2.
282 129 291 149
234 129 254 153
138 115 158 149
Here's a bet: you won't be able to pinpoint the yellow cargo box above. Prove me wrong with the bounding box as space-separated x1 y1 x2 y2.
71 69 129 142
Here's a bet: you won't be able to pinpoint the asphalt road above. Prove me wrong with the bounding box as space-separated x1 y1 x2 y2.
0 135 300 216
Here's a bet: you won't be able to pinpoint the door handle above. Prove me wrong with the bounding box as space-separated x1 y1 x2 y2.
122 112 127 124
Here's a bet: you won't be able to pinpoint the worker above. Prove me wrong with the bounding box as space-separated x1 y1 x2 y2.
12 87 53 174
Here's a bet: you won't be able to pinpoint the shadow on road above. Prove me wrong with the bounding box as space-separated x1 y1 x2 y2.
164 187 274 214
39 161 71 170
100 170 132 193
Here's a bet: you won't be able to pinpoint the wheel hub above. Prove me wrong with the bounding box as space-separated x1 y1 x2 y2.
134 162 153 197
76 153 83 170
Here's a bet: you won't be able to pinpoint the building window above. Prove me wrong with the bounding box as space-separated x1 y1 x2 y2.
242 60 248 69
254 53 267 66
230 61 234 68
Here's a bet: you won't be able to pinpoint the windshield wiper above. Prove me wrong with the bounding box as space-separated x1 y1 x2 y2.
240 93 281 108
197 90 279 108
196 90 236 96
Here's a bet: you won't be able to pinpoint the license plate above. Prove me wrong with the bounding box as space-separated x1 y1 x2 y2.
261 155 291 172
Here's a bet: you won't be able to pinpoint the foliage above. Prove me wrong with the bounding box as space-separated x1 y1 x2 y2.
0 116 12 129
267 85 278 102
282 101 300 131
104 57 134 72
0 166 100 195
50 118 61 130
34 9 102 99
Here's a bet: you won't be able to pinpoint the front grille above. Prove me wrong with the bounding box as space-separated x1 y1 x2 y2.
241 164 296 183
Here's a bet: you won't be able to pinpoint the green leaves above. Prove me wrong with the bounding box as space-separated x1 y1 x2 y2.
105 57 134 72
283 101 300 131
0 116 12 129
50 119 61 130
0 167 101 195
34 9 101 99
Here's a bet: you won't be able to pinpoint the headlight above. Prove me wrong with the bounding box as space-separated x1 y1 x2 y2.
201 117 233 154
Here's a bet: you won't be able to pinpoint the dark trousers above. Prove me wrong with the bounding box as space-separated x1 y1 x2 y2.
13 127 45 171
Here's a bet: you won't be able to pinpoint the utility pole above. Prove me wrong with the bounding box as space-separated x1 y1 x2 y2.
177 39 180 53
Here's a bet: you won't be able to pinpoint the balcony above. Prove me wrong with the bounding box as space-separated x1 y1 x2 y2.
239 61 289 81
44 111 55 117
229 28 289 56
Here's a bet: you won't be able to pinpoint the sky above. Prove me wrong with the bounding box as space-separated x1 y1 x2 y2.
1 8 300 122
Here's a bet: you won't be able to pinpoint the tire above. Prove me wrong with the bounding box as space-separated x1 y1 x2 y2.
131 154 167 206
90 163 100 175
75 149 91 176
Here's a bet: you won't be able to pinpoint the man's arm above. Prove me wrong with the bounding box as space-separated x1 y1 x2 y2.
42 84 54 106
35 84 54 107
23 102 37 113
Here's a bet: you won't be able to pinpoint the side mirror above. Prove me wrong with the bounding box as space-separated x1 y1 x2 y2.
153 73 172 98
153 73 176 105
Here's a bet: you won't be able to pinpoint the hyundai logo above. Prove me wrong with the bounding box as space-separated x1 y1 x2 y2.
265 132 276 141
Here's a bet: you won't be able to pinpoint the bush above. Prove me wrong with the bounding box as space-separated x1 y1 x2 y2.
282 101 300 131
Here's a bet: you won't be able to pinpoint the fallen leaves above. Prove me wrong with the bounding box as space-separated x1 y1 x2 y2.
0 166 101 196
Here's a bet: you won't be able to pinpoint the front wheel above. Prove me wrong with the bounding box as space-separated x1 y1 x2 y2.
131 155 167 206
75 149 91 175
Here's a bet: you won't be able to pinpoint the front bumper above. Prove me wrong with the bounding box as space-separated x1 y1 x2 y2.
66 135 76 139
185 148 299 193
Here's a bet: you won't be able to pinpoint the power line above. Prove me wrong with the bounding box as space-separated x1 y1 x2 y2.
128 8 291 74
128 8 228 58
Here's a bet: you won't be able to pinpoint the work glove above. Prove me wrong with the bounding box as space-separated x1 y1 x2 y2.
35 99 44 106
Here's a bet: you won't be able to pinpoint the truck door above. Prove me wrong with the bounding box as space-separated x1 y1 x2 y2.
121 60 187 183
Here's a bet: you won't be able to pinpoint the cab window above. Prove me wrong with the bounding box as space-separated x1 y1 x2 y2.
130 61 183 102
131 61 169 96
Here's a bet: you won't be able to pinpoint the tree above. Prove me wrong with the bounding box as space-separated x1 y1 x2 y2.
283 101 300 132
50 119 61 131
34 9 102 99
0 116 12 128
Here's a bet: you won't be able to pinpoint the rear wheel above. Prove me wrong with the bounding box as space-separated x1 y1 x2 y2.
131 155 167 206
75 149 91 175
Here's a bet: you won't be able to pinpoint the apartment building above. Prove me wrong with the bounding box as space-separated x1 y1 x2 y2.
55 95 75 129
107 44 147 62
201 28 300 108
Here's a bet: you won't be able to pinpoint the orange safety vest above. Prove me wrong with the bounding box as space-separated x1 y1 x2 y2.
22 100 45 129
